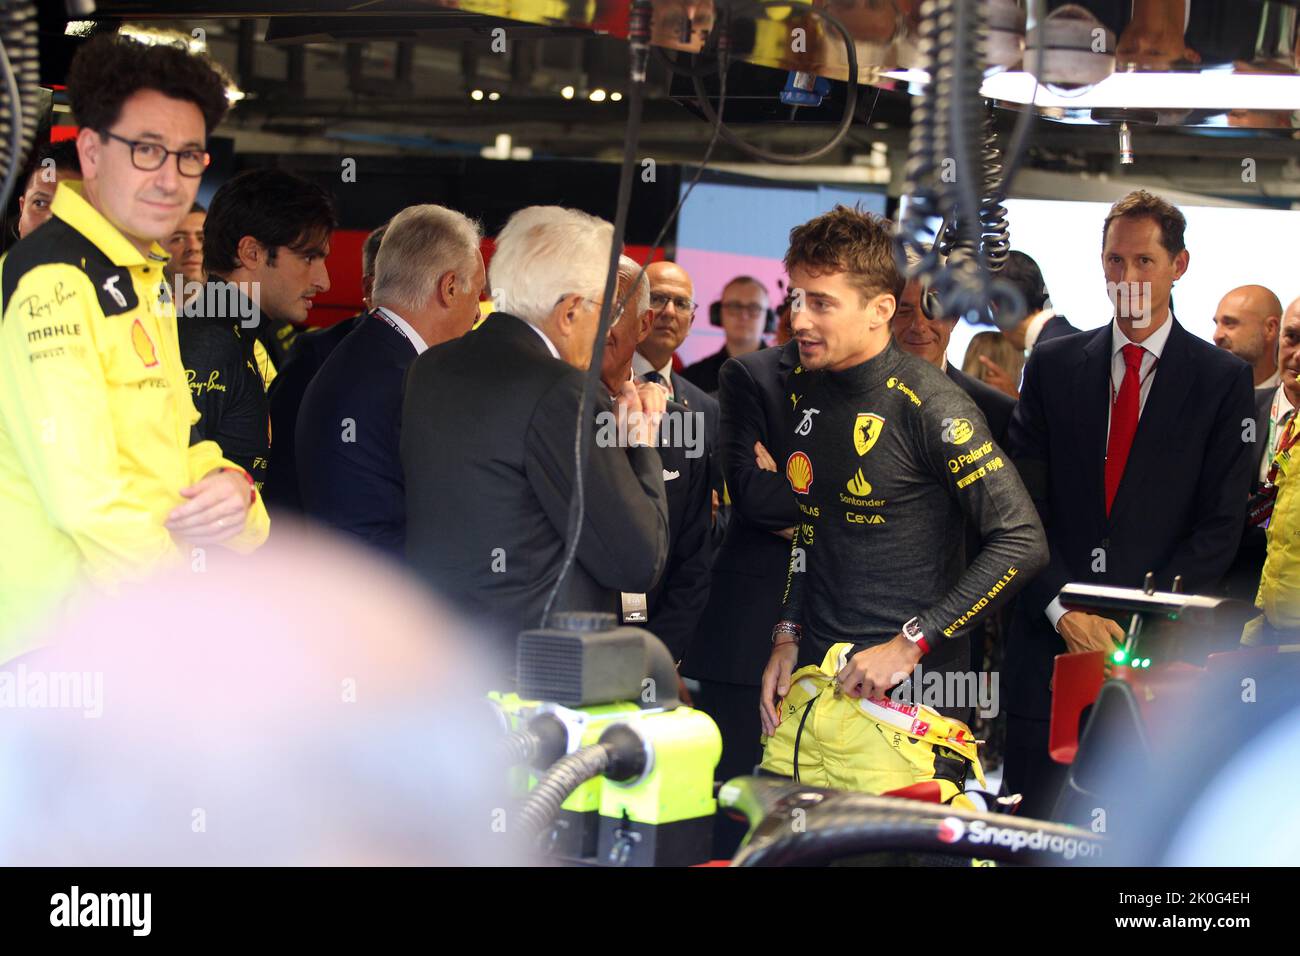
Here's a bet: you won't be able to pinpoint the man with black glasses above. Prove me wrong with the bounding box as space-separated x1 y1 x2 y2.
635 260 723 540
683 275 772 396
0 34 269 659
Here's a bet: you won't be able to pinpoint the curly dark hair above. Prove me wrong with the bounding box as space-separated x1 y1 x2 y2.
784 204 903 305
203 169 338 276
67 32 231 137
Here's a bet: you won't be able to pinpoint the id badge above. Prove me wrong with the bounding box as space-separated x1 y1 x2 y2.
620 592 648 624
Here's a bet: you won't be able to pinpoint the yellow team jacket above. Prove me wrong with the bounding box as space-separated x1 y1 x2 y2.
1249 420 1300 640
0 182 270 658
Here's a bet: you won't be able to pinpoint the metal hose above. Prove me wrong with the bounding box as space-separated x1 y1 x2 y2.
516 743 612 841
0 1 39 216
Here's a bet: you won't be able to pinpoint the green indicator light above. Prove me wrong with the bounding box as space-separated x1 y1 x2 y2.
1113 650 1126 664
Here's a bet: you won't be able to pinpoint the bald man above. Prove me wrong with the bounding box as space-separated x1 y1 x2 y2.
635 260 725 543
1214 285 1282 389
1222 293 1298 602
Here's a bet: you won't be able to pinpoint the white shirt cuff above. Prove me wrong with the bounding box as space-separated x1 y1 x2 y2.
1045 596 1068 632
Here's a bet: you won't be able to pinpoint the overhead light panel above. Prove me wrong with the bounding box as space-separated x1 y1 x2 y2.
888 67 1300 112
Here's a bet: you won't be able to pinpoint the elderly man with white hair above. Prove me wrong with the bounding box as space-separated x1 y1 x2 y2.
297 203 485 557
400 206 670 665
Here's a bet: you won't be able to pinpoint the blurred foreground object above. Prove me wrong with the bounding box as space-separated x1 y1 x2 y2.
0 528 523 866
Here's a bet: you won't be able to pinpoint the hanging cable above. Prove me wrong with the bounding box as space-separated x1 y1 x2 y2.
0 2 40 218
540 0 655 628
689 0 859 165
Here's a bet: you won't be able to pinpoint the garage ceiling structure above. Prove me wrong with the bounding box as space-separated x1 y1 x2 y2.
48 1 1300 202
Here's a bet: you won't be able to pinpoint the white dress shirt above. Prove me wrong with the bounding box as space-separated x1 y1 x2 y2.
1258 369 1282 392
374 307 428 355
632 351 675 399
1046 316 1174 632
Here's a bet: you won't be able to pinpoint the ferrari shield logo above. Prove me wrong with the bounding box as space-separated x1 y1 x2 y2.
853 413 884 456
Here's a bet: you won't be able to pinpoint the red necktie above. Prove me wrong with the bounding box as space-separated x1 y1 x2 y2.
1104 343 1145 515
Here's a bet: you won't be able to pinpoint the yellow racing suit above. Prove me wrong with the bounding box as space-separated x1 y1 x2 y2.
0 182 269 659
761 644 986 808
1246 415 1300 643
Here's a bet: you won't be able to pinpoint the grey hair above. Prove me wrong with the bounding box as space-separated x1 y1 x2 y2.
616 254 649 323
488 206 615 325
372 205 482 314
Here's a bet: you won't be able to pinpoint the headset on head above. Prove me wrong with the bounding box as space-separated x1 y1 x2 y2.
709 278 778 334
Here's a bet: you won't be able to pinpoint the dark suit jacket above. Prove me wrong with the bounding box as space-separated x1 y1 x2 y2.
682 341 800 685
1222 385 1279 601
682 341 768 396
263 315 359 512
401 312 670 657
1005 318 1255 718
647 399 713 662
670 369 727 546
1035 313 1079 346
946 363 1016 445
296 313 413 558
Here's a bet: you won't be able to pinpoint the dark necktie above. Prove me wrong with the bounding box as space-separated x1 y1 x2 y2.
1104 343 1145 515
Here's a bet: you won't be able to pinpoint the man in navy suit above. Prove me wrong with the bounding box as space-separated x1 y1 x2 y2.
1004 190 1255 817
296 205 485 557
601 256 712 662
634 261 726 540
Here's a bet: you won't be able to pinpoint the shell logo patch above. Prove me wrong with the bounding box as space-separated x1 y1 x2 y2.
786 451 814 494
131 319 159 368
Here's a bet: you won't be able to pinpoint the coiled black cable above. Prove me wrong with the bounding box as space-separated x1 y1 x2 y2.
0 2 40 217
897 0 1050 326
517 743 612 841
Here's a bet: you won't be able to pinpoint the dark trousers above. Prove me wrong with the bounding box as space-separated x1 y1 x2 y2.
1003 713 1067 821
696 678 764 859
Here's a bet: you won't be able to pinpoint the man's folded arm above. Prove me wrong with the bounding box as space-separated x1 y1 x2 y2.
718 357 797 531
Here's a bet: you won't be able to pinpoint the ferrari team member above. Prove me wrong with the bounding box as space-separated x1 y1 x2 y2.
15 140 82 241
1245 298 1300 644
758 207 1047 734
0 34 269 658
